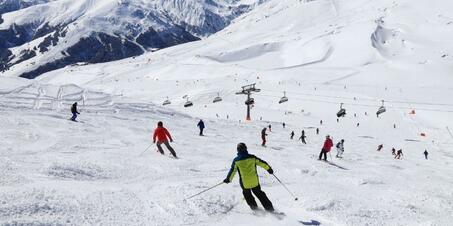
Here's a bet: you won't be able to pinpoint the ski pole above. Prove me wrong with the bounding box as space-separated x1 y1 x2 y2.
139 143 153 156
272 174 298 201
184 182 224 200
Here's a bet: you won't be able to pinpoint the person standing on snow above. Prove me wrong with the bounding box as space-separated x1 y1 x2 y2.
424 150 428 160
153 121 177 158
282 122 286 128
223 143 275 212
299 130 307 144
261 128 268 147
70 102 80 121
316 128 319 135
377 144 383 151
391 147 396 156
336 139 345 158
395 149 403 159
197 119 205 136
268 124 272 132
290 131 295 139
318 135 333 161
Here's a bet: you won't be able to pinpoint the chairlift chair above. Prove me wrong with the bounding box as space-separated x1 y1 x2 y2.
184 97 193 107
336 103 346 117
279 91 288 104
162 97 171 106
213 93 222 103
376 100 386 116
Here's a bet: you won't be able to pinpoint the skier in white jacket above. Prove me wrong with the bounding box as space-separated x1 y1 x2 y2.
336 139 345 158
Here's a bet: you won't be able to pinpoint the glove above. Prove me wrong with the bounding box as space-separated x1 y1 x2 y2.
267 168 274 174
170 139 174 142
223 178 230 184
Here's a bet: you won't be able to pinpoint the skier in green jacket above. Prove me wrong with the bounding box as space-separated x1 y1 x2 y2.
223 143 274 212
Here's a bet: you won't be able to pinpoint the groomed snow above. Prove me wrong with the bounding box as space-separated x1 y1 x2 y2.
1 0 453 225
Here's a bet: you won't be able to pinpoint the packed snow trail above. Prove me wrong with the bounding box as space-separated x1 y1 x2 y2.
2 0 453 225
1 80 453 225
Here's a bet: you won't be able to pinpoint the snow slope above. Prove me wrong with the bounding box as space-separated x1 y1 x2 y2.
1 0 453 225
0 0 263 78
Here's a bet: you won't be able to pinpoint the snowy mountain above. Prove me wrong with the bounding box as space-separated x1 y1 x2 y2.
1 0 453 225
0 0 264 78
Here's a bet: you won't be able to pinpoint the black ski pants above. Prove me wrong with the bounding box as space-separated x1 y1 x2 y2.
319 149 327 160
199 128 204 136
243 185 274 211
156 141 177 157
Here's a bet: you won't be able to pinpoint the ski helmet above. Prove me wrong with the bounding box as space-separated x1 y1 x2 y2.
237 143 247 152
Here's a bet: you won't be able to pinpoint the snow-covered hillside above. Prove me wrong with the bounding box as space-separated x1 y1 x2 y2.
0 0 263 78
1 0 453 225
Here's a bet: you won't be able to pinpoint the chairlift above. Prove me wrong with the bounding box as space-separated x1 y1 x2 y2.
245 97 255 105
213 93 222 103
184 97 193 107
376 100 386 116
336 103 346 117
162 96 171 106
279 91 288 104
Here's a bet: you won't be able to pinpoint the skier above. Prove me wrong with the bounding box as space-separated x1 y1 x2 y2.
320 120 323 125
393 124 396 129
223 143 275 212
356 123 360 127
261 128 268 147
391 147 396 156
395 149 403 159
336 139 345 158
377 144 383 151
197 119 205 136
153 121 177 158
316 128 319 135
318 135 333 161
424 150 428 160
299 130 306 144
268 124 272 132
70 102 80 121
282 122 286 128
290 131 295 139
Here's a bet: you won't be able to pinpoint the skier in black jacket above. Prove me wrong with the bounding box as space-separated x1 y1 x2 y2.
261 128 268 147
197 119 205 136
70 102 80 121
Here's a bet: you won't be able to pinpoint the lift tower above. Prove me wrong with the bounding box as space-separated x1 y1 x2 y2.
236 83 261 121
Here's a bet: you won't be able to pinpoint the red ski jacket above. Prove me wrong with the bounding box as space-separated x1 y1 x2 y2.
322 138 333 152
153 126 173 143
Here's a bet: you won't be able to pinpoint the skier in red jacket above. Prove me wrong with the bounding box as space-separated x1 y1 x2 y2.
318 135 333 161
153 121 177 158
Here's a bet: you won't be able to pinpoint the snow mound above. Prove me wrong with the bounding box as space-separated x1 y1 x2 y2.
204 37 332 70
